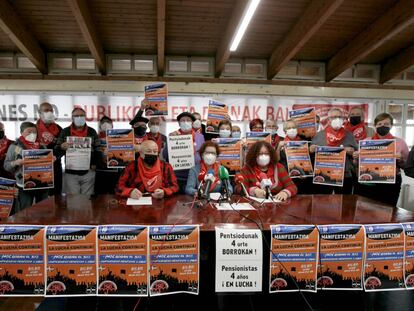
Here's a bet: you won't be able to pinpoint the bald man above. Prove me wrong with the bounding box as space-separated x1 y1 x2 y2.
116 140 179 200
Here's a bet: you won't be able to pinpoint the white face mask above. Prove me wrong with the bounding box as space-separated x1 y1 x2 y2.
257 154 270 167
203 153 217 166
73 116 86 127
267 128 278 135
41 111 55 123
179 121 193 132
286 128 298 138
193 119 202 129
150 125 160 134
100 122 112 132
25 133 37 143
232 132 241 138
219 129 231 138
330 117 343 130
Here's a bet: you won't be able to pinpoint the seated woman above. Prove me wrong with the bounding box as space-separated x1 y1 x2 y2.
185 141 233 196
239 141 297 201
117 140 179 199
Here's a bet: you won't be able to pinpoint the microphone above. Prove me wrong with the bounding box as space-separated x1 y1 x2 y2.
218 166 231 199
198 170 206 182
235 174 248 197
202 169 215 200
259 172 272 199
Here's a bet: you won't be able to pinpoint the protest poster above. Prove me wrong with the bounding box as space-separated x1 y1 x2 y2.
167 134 195 170
144 83 168 116
65 137 92 171
106 129 135 168
313 146 346 187
402 223 414 289
0 178 16 219
213 138 241 175
284 141 313 178
289 107 317 139
22 149 54 190
206 100 228 134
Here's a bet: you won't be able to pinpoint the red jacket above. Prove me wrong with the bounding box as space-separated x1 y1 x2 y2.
116 160 179 198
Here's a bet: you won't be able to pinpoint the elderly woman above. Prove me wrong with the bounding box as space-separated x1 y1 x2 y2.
249 118 264 132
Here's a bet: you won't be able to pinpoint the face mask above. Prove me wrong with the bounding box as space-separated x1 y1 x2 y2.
42 111 55 123
203 153 217 166
267 128 278 135
180 121 193 132
143 154 158 166
73 116 86 127
376 126 391 136
150 125 160 134
232 132 241 138
100 122 112 132
219 129 231 138
257 154 270 167
134 126 147 137
0 130 4 139
349 116 362 126
193 119 202 129
286 128 298 138
25 133 37 143
331 118 343 130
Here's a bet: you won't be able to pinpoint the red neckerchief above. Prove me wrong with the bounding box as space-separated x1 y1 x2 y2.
200 160 219 191
178 128 195 142
253 165 275 185
372 132 394 140
325 126 346 147
137 157 162 192
0 137 11 156
344 122 367 142
271 134 281 148
70 124 88 137
18 136 40 150
37 119 60 146
99 131 106 139
146 132 163 151
134 134 147 145
284 135 301 142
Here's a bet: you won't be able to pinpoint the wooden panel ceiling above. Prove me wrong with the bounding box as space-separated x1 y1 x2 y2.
0 30 17 52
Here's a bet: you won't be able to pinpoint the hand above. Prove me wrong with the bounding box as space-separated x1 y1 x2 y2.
130 188 142 199
13 159 24 167
274 190 289 201
152 189 164 200
278 141 286 148
141 98 150 110
60 142 69 150
345 147 355 155
309 145 317 153
53 156 56 162
169 131 179 136
396 153 402 161
254 188 266 198
353 151 359 159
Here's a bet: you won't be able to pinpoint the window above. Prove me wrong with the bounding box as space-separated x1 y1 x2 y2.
112 59 131 71
17 57 36 69
385 101 414 148
52 58 73 70
134 59 153 71
76 58 95 70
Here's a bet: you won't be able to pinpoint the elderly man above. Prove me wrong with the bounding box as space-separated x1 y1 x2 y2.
310 107 358 194
145 116 167 159
345 106 375 142
117 140 179 199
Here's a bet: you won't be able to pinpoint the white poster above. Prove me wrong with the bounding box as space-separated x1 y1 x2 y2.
215 227 263 292
65 136 92 171
167 134 195 171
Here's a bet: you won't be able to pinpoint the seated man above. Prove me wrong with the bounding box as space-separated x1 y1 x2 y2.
116 140 179 199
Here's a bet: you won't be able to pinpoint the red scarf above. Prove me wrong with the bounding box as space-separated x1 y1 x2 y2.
271 134 281 148
146 132 163 151
325 126 346 147
137 157 162 192
200 160 219 191
284 135 301 142
178 128 196 142
36 119 60 146
0 137 11 156
345 122 367 142
99 131 106 139
70 124 88 137
372 132 394 140
18 136 40 150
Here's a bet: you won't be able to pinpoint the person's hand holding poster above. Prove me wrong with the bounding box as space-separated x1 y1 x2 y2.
206 100 228 134
284 141 313 178
22 149 54 190
65 136 92 171
313 146 346 187
358 139 396 183
106 129 135 168
289 107 317 139
144 83 168 116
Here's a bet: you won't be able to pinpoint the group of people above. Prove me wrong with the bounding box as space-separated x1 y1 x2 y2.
1 100 414 215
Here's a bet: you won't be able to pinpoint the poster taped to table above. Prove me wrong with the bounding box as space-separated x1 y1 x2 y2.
144 83 168 116
289 107 317 139
149 225 199 296
284 141 313 178
22 149 54 190
206 100 228 134
97 225 148 296
0 225 45 296
45 225 97 296
215 228 263 292
269 225 319 293
213 138 241 174
358 139 396 184
363 223 405 291
402 223 414 289
106 129 135 168
317 224 365 290
313 146 346 187
65 136 92 171
0 178 16 219
167 134 195 170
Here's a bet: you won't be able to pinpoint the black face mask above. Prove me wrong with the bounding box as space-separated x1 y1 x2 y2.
0 131 4 139
349 116 362 126
376 126 391 136
143 154 157 166
134 126 147 137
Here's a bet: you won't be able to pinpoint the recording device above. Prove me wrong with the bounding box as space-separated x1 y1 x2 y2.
235 174 249 197
201 169 215 201
218 166 231 200
259 172 272 199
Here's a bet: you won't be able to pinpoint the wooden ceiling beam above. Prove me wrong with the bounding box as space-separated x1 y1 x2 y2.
326 0 414 82
0 1 47 74
267 0 343 80
67 0 106 74
380 44 414 83
157 0 166 76
215 0 250 78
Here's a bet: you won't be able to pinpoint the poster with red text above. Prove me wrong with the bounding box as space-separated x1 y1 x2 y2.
213 138 241 175
22 149 54 190
289 107 317 139
0 178 16 219
106 129 135 168
206 100 228 134
402 223 414 289
313 146 346 187
144 83 168 116
284 141 313 178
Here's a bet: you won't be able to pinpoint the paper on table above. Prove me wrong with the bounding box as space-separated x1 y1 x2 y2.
126 196 153 206
214 203 255 211
209 192 222 201
247 196 281 204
